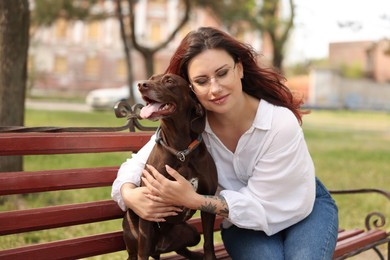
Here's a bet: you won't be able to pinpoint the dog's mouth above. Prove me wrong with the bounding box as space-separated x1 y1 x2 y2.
140 97 176 120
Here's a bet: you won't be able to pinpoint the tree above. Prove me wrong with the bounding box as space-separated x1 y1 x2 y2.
195 0 255 35
196 0 295 70
122 0 191 78
255 0 295 69
31 0 191 104
0 0 30 172
31 0 100 26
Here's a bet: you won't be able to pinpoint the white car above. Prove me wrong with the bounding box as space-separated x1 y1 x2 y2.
85 83 144 110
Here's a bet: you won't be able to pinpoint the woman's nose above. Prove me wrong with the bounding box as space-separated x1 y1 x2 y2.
209 78 222 93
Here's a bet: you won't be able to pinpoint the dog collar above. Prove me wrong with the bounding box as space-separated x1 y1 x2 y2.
155 127 203 162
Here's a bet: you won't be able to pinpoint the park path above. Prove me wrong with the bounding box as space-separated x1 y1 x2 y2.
25 99 90 112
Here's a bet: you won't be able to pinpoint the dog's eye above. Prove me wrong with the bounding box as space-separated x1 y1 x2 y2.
165 78 174 84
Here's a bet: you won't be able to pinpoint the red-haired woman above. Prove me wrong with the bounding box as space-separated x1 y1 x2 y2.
112 27 338 259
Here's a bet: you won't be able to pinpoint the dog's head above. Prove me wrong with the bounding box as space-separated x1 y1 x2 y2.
138 74 205 134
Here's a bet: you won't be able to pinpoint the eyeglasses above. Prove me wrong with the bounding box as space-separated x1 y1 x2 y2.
190 63 236 95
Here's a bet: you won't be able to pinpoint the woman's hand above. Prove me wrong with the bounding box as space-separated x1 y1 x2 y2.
141 164 201 209
120 182 182 222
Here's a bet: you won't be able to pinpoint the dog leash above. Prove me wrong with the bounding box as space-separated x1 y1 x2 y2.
155 127 203 162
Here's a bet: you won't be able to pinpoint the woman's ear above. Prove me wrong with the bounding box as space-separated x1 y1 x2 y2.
237 61 244 79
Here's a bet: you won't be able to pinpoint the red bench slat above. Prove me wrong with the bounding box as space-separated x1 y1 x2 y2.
333 229 388 258
0 166 118 195
0 231 125 260
0 200 123 235
0 132 153 155
337 228 364 241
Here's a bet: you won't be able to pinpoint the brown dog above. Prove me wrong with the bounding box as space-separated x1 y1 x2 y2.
122 74 218 260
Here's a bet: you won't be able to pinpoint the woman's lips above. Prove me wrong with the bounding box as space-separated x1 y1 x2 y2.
210 94 229 105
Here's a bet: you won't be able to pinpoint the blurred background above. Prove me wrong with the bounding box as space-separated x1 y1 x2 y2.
0 1 389 258
22 0 390 111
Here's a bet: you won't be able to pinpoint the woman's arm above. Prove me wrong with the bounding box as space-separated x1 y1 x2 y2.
142 164 229 218
120 182 182 222
111 135 156 211
111 135 182 221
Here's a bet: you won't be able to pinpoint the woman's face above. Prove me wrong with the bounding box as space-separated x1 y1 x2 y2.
187 49 244 114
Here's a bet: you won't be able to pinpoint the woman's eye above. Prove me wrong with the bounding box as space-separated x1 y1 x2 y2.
195 78 208 86
217 69 229 78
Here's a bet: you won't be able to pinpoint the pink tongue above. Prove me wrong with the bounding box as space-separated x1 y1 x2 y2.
140 103 162 119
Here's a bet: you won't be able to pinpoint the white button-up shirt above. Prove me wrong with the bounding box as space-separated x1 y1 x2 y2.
111 99 315 235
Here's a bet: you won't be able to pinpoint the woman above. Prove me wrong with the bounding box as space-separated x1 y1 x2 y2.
112 27 338 259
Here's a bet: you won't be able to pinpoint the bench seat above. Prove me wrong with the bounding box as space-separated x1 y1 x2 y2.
0 131 388 259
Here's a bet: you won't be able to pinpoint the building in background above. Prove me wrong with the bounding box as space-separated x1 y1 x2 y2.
28 0 263 97
329 39 390 83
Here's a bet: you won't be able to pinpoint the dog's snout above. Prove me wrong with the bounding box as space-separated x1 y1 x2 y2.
138 82 149 90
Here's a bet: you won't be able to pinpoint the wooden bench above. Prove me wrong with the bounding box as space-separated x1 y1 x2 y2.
0 106 389 259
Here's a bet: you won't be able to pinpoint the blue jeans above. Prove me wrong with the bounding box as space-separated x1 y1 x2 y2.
221 178 339 260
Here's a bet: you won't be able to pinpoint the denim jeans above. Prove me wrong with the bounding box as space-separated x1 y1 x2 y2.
221 178 339 260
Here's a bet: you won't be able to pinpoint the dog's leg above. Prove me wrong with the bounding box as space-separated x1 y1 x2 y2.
122 210 139 260
154 222 201 254
138 219 159 260
158 222 203 260
176 248 203 260
201 211 217 260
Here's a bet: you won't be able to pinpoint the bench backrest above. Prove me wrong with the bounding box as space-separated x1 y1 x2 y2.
0 131 154 259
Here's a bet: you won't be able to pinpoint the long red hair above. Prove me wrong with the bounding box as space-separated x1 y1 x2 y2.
165 27 306 124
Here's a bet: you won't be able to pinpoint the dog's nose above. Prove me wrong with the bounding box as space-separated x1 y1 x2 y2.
138 82 149 90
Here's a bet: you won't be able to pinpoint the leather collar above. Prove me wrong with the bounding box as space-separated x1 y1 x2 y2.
155 127 203 162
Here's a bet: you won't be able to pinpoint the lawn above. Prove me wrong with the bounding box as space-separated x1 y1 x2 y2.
1 108 389 259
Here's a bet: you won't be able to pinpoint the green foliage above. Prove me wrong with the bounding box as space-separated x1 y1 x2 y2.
32 0 100 26
195 0 256 33
198 0 295 69
339 62 364 79
285 58 329 77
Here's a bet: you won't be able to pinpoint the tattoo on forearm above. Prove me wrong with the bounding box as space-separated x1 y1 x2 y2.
199 201 217 213
199 195 229 218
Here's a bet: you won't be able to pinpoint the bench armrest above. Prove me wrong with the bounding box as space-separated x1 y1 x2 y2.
329 188 390 231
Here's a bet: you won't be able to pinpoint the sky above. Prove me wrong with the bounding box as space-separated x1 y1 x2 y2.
285 0 390 63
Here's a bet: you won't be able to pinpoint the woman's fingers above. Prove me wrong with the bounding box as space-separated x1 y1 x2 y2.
143 203 182 222
142 168 162 195
142 164 194 208
165 164 185 182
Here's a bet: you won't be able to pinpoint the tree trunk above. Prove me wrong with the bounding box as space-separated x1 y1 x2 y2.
0 0 30 172
129 0 191 78
116 0 136 105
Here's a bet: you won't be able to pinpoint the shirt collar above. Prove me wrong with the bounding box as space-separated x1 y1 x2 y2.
204 99 274 133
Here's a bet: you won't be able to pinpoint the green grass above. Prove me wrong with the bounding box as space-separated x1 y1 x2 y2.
1 108 389 259
303 110 390 232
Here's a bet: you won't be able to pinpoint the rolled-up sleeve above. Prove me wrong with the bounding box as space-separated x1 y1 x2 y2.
111 134 156 211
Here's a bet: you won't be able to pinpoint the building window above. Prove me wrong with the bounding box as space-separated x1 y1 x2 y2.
84 57 99 78
55 18 67 39
150 22 161 43
87 21 100 41
53 56 68 74
116 59 127 79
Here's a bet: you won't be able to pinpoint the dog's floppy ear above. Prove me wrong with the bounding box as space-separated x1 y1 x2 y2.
190 102 206 134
